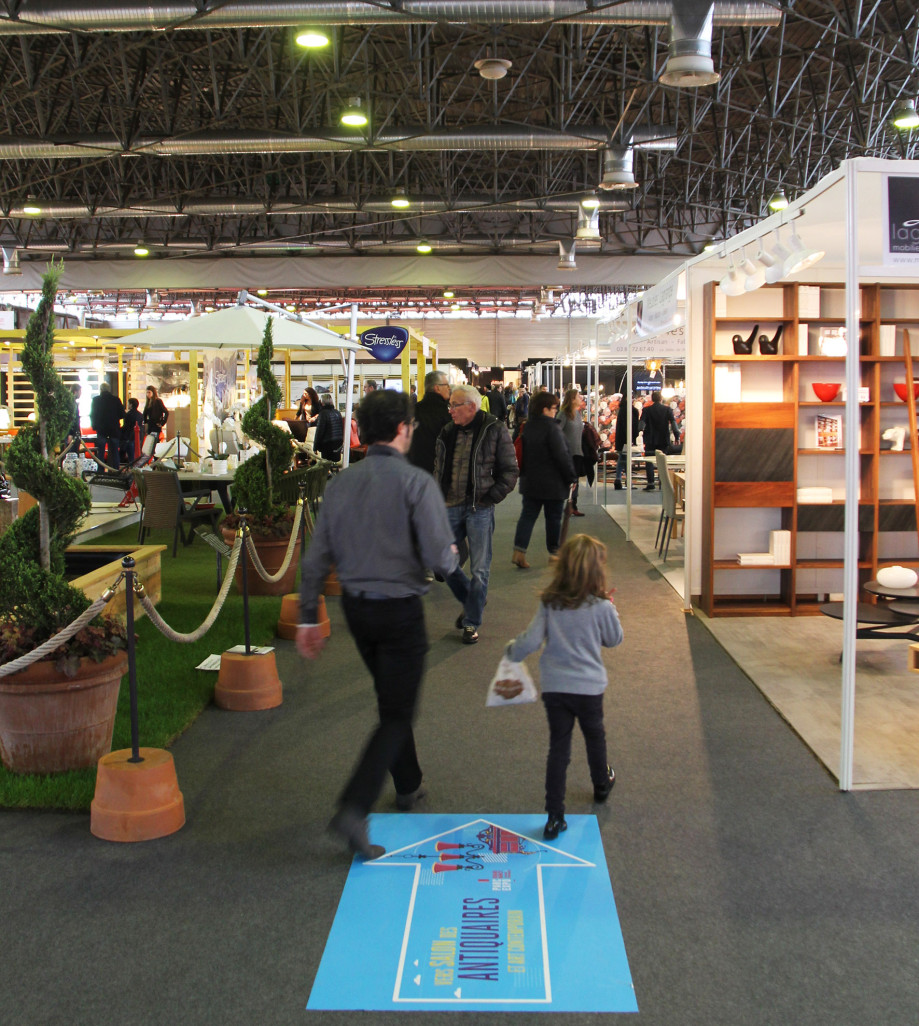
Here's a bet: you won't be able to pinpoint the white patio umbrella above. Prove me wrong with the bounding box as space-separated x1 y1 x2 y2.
135 304 361 466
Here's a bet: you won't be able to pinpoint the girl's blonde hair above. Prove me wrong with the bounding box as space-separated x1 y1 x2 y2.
541 534 609 610
559 388 581 421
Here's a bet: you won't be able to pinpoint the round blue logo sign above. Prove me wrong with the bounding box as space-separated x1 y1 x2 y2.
360 325 409 363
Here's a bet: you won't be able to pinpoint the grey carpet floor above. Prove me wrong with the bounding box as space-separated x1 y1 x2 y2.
3 492 919 1025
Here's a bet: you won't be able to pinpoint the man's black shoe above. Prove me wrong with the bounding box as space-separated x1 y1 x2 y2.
543 815 567 840
462 626 479 645
643 484 656 491
329 806 385 860
396 785 427 811
614 480 623 490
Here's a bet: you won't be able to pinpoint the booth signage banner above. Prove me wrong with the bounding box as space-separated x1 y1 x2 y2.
360 325 409 362
307 814 636 1013
637 278 679 334
884 175 919 266
605 324 686 361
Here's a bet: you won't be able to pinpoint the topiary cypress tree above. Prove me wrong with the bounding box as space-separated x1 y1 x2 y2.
0 260 94 644
231 317 293 530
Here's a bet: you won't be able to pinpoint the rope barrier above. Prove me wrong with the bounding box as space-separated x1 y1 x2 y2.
136 532 244 643
0 592 114 678
243 501 304 583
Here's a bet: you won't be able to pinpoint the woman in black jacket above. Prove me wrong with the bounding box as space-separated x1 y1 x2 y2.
142 386 168 451
511 391 577 568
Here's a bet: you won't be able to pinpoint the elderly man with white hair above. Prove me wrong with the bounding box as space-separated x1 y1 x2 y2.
433 383 518 645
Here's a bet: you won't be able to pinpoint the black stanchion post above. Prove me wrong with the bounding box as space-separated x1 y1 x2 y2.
121 556 143 764
238 510 252 655
298 480 309 553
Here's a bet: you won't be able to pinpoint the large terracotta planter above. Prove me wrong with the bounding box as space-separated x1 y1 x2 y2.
0 652 128 774
222 527 300 596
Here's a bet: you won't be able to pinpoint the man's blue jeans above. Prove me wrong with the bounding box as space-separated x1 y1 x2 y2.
445 503 494 628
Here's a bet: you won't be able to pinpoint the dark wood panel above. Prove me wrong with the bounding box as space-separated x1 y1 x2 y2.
714 482 796 506
715 427 794 481
879 505 918 532
797 505 875 532
715 403 795 429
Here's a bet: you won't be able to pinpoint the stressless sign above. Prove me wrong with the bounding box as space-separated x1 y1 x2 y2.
360 325 410 362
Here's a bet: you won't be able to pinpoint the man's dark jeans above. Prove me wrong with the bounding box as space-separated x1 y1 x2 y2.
339 592 428 814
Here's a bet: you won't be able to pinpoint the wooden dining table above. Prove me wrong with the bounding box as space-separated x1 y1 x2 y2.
176 468 236 512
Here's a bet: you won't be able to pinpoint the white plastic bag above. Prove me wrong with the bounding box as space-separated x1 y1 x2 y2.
486 654 537 707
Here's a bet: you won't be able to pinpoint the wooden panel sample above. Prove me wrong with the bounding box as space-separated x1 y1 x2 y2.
715 403 794 429
715 428 794 481
714 482 796 506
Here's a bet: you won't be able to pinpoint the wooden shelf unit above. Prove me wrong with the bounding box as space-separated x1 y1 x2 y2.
701 281 919 617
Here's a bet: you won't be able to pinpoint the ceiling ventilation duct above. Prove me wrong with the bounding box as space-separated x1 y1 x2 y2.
557 239 577 271
575 207 601 243
598 146 638 190
2 248 21 275
660 1 721 87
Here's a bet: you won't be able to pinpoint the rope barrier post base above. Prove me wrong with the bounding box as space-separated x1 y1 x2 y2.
91 556 185 842
91 747 185 843
277 593 329 640
214 648 283 711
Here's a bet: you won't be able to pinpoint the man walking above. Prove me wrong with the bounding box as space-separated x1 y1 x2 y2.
434 384 518 645
639 390 680 490
408 369 451 473
298 390 457 860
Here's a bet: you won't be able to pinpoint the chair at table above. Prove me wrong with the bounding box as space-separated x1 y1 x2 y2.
137 468 219 557
655 450 684 560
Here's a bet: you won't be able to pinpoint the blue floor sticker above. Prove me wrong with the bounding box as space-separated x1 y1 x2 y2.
307 814 637 1013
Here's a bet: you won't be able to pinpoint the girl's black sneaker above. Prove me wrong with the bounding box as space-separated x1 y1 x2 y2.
594 766 616 802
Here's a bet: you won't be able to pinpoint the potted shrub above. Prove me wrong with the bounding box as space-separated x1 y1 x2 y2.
0 260 128 774
221 317 300 595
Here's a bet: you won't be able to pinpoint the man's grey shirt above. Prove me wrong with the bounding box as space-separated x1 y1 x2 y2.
300 444 457 622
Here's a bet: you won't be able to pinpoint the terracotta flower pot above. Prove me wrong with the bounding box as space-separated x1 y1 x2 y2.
221 527 301 596
0 652 128 774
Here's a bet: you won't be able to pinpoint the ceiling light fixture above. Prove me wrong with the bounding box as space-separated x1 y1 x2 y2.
892 99 919 130
442 290 454 299
719 254 745 297
295 27 330 48
474 57 512 81
579 192 601 210
768 188 789 212
598 146 639 191
340 96 368 128
133 241 149 257
391 187 410 209
416 240 432 254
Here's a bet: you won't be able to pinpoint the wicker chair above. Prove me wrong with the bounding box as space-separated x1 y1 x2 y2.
137 468 219 557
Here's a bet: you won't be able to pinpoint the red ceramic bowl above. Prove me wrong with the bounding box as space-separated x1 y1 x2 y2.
893 382 919 401
812 382 841 402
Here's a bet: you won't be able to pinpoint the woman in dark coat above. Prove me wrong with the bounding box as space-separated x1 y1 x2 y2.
511 391 577 568
142 386 168 450
312 392 344 461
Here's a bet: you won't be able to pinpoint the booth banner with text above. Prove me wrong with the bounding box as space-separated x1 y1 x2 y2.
605 324 686 361
885 175 919 266
360 325 409 362
637 277 679 335
307 814 637 1013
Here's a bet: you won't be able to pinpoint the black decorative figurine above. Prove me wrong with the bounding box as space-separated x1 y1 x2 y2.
758 324 784 355
731 324 758 355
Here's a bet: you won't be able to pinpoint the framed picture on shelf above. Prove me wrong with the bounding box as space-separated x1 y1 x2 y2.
816 413 842 449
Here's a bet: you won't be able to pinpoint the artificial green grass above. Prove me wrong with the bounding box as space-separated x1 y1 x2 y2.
0 521 290 811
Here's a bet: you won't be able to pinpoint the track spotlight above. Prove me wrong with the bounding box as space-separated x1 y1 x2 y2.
719 254 745 297
782 227 825 276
